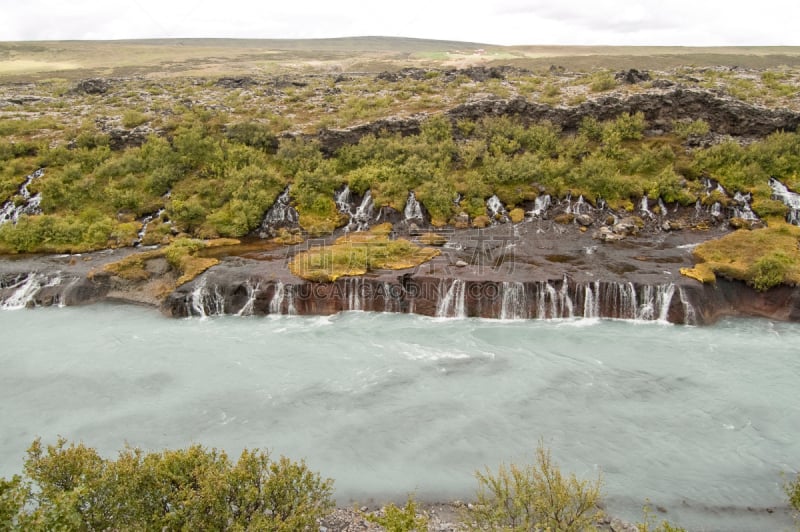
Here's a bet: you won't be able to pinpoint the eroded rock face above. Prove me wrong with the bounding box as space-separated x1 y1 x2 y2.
314 88 800 155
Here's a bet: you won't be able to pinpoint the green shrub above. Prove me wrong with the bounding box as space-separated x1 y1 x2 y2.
786 472 800 517
467 441 603 532
589 71 617 92
1 438 334 531
365 496 429 532
672 119 710 139
121 109 149 129
749 251 793 291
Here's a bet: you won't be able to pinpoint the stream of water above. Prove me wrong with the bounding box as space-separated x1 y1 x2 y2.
1 305 798 531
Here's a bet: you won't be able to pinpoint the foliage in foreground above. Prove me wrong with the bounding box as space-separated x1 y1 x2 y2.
681 221 800 290
364 495 429 531
787 472 800 520
0 438 334 531
467 442 603 531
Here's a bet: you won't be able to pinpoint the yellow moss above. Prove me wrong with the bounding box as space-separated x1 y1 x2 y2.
680 265 716 284
683 222 800 290
290 233 440 282
509 208 525 223
472 215 490 228
418 232 448 246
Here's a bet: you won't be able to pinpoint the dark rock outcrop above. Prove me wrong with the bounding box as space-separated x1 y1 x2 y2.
74 78 110 95
314 89 800 155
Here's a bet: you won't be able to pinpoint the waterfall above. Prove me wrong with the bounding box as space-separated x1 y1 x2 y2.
528 194 551 217
335 185 352 213
678 287 698 326
286 285 297 316
640 195 651 216
347 277 363 311
188 278 224 318
710 202 723 219
2 274 42 309
658 198 668 217
236 281 260 316
486 195 509 223
573 195 591 215
500 281 526 320
0 169 44 225
768 177 800 225
1 272 63 310
404 191 424 222
269 281 285 314
731 192 758 221
436 279 466 318
382 282 395 312
583 281 600 319
337 187 375 232
134 209 165 247
258 187 299 237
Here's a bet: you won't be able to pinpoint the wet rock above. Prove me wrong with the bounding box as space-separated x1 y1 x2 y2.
612 216 644 236
455 260 468 267
615 69 651 84
593 226 625 242
609 517 639 532
576 214 594 227
74 78 109 95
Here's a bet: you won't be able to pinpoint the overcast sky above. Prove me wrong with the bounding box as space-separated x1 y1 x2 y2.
2 0 799 46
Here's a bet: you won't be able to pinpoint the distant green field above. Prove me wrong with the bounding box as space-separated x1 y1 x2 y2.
2 37 800 80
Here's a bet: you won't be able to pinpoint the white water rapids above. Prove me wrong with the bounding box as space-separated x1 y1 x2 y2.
1 305 798 531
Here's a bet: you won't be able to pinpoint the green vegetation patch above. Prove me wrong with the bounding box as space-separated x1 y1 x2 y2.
681 222 800 290
290 225 440 282
102 237 239 287
0 437 333 531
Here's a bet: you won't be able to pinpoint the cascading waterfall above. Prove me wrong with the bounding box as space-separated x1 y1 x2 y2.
258 187 299 237
350 191 375 231
347 277 363 311
187 278 225 318
403 191 423 222
572 195 591 215
658 198 668 216
1 273 63 310
435 279 466 318
334 185 352 213
582 281 600 319
731 192 758 221
2 274 42 309
382 282 395 312
486 195 509 223
236 281 260 317
0 169 44 225
286 285 297 316
678 287 698 326
640 195 651 216
768 177 800 225
134 209 165 247
500 281 526 320
528 194 551 217
269 281 285 314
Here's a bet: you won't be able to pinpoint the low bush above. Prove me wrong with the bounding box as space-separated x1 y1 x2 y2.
0 438 334 531
467 441 603 531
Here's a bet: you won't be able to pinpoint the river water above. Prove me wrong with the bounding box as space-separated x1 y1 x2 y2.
1 305 798 531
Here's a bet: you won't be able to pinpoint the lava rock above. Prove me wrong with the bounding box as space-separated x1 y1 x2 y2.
615 69 651 84
215 77 256 89
74 78 109 95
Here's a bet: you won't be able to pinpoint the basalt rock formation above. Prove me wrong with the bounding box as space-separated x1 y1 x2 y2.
315 88 800 155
